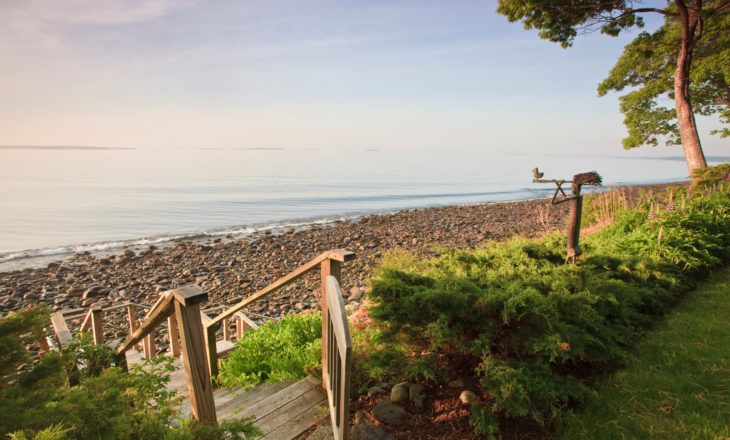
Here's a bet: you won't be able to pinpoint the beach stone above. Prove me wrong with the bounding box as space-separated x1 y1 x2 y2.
390 382 410 403
409 383 425 408
367 386 386 397
82 285 105 299
348 286 365 301
351 411 394 440
459 390 477 404
373 400 406 425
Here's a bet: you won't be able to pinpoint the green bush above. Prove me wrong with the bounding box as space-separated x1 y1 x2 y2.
219 311 322 389
0 310 261 440
365 169 730 435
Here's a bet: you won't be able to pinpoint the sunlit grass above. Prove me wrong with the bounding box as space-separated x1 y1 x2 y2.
555 266 730 439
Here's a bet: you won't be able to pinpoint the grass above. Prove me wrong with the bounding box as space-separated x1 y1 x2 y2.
555 266 730 439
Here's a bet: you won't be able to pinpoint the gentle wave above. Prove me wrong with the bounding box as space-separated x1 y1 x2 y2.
0 186 555 265
0 213 365 264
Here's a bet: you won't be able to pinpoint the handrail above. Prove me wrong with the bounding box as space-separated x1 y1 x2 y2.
204 249 355 380
324 276 352 440
207 249 354 329
115 291 176 356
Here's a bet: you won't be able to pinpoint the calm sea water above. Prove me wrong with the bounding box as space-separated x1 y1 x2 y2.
0 147 720 269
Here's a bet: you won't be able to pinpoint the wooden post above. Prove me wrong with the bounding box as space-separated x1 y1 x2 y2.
205 325 219 381
222 318 231 341
172 285 216 423
143 332 156 360
566 181 584 263
87 307 105 345
320 257 342 389
126 305 142 351
167 312 181 357
234 315 245 340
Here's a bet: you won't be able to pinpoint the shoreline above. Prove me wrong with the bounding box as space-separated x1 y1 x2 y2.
0 178 684 272
0 181 685 348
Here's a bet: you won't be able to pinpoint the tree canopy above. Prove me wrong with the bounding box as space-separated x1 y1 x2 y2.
598 6 730 148
497 0 730 173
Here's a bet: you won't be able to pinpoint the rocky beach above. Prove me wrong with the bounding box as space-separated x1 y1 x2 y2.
0 182 681 350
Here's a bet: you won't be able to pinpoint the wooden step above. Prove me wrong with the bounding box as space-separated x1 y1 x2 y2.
216 380 293 420
231 377 327 439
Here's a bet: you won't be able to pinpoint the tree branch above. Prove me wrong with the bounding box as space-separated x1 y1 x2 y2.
704 0 730 13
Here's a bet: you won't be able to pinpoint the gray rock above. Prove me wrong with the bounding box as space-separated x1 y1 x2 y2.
66 286 85 297
308 423 334 440
390 382 410 403
349 286 365 301
409 383 424 401
367 386 386 397
82 285 106 299
351 411 395 440
373 399 406 425
413 394 425 409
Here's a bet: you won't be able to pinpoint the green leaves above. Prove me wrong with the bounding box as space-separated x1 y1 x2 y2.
365 168 730 435
219 312 323 389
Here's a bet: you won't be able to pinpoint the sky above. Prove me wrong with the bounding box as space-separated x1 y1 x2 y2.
0 0 726 156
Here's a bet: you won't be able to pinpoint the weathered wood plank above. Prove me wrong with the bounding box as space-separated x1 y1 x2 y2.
255 388 327 435
325 276 352 440
215 380 293 421
216 339 237 358
50 311 73 347
261 396 328 440
237 376 320 422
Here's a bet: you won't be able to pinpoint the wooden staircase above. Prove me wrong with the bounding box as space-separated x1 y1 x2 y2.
51 249 354 440
126 348 329 439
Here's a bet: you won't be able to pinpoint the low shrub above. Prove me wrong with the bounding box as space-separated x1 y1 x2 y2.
219 311 322 389
364 167 730 436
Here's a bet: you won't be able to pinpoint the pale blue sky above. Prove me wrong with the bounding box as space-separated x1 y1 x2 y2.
0 0 726 156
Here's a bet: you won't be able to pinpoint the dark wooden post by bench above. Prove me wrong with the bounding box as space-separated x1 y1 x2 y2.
534 171 602 263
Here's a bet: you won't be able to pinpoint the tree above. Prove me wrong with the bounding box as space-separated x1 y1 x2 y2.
497 0 730 174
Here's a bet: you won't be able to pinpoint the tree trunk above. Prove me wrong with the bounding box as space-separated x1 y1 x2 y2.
674 0 708 175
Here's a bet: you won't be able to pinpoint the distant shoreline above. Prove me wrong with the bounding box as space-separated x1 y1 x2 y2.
0 145 136 150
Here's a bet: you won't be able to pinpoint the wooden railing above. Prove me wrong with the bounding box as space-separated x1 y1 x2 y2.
323 276 352 440
203 249 355 380
47 248 356 431
114 285 216 422
50 302 153 355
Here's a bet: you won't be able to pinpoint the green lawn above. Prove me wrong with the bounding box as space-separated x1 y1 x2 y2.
555 266 730 440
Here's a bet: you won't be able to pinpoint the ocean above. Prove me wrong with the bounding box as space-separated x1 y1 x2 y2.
1 147 723 270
